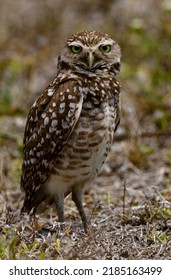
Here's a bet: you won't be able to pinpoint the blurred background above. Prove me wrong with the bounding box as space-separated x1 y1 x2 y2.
0 0 171 227
0 0 171 260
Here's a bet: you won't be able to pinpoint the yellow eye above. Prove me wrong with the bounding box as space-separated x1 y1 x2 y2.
99 45 111 53
71 45 82 53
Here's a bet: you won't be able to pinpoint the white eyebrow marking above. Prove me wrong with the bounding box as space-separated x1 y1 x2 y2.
68 38 114 52
68 42 84 48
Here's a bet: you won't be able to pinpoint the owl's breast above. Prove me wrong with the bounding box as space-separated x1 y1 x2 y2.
49 96 116 186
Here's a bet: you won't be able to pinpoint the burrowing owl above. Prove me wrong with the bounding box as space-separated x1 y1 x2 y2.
21 30 121 232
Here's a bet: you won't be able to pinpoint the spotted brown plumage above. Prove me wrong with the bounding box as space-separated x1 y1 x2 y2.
21 30 121 232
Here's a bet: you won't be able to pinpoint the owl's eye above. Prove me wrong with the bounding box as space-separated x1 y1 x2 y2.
99 45 111 53
71 45 82 53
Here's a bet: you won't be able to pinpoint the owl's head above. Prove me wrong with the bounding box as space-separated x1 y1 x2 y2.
58 30 121 76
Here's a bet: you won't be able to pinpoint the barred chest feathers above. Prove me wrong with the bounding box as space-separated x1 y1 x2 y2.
45 76 119 197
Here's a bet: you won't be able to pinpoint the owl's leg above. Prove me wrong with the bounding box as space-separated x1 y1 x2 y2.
72 189 88 233
55 194 64 223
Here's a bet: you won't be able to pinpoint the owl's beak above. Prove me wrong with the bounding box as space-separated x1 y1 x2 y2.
87 52 95 69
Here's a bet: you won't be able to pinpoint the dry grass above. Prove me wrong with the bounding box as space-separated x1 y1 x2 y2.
0 127 171 259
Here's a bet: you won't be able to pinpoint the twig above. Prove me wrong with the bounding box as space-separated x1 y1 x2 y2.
153 186 171 208
122 180 126 215
114 130 171 141
97 215 113 224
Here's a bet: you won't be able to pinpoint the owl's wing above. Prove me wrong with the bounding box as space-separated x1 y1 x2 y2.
21 79 83 201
